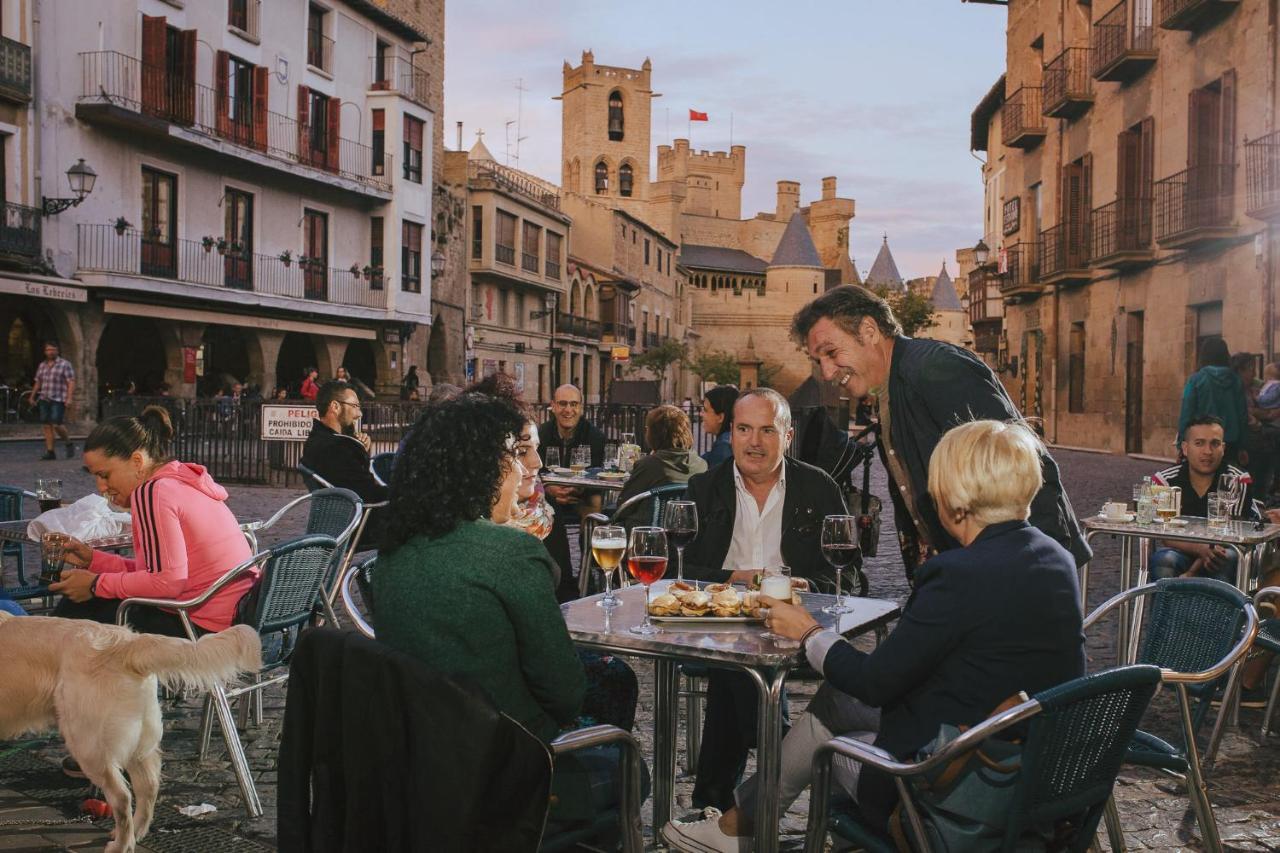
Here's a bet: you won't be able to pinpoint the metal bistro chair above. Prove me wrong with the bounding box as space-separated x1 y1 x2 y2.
296 462 386 621
118 534 339 818
1248 586 1280 737
803 665 1163 853
340 555 377 640
0 485 44 601
579 483 689 598
371 451 396 487
296 461 332 492
1085 577 1259 851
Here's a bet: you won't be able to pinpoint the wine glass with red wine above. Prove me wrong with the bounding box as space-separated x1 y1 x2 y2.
821 515 860 615
663 500 698 584
628 526 669 635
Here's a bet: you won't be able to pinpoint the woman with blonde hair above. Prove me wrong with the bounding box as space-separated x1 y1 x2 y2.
664 419 1086 851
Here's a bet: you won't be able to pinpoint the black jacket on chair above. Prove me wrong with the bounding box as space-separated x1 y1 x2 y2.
278 629 551 853
682 456 848 586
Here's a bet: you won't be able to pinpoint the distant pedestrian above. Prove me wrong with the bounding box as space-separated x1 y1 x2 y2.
1178 337 1248 463
400 366 421 401
300 368 319 402
27 341 76 460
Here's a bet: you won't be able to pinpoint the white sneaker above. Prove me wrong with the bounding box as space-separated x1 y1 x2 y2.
661 807 754 853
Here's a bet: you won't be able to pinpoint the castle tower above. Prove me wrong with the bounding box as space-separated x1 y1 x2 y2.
864 234 905 292
807 176 856 283
559 51 655 201
763 214 826 392
655 138 746 219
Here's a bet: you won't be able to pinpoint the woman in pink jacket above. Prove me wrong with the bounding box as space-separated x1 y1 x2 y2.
50 406 258 636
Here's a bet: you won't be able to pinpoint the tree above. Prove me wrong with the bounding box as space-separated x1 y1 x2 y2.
684 347 740 386
627 339 687 390
757 360 783 389
870 284 939 337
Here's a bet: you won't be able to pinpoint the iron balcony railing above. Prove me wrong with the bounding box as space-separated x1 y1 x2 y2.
1092 0 1156 80
1154 164 1237 242
1000 242 1041 293
76 224 388 310
467 160 562 212
522 251 539 274
1246 132 1280 219
0 36 31 102
603 321 635 344
0 202 41 259
495 243 516 266
545 259 561 280
1160 0 1239 30
555 312 603 339
1091 197 1153 259
967 268 1002 324
78 51 391 191
370 53 429 106
1043 47 1093 118
1001 86 1047 148
1041 221 1091 278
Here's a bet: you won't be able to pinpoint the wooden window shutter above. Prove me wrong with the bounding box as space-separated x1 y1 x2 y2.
1079 154 1092 265
1117 129 1139 199
372 109 385 132
297 86 310 163
1219 69 1236 165
252 66 269 151
214 51 230 137
1139 117 1155 193
177 28 197 125
140 15 166 115
1188 87 1219 168
326 95 340 172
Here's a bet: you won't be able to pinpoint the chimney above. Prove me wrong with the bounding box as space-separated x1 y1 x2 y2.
456 121 463 151
821 176 837 200
776 180 800 219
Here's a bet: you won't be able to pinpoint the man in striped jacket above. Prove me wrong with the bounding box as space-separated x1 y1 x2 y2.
1149 414 1259 582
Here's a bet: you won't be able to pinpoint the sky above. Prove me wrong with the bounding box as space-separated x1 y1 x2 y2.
442 0 1008 282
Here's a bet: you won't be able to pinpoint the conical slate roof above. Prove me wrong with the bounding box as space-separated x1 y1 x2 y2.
770 213 822 268
468 135 496 162
849 257 862 286
865 235 904 290
930 262 962 311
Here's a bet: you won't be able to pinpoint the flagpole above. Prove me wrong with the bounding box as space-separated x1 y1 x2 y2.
730 112 734 147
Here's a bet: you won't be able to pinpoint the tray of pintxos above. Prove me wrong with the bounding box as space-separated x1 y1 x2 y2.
647 581 802 622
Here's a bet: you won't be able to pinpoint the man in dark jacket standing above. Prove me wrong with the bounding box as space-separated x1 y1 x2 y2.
791 285 1090 581
538 383 606 600
683 388 848 811
301 381 387 544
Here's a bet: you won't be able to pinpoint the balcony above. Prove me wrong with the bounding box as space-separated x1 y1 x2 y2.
545 259 561 280
602 321 635 346
1090 197 1155 267
1154 164 1237 249
0 202 41 262
76 52 391 197
370 53 429 106
556 312 602 340
0 36 31 103
999 242 1043 298
967 268 1003 327
1246 132 1280 221
1092 0 1157 83
1001 87 1047 150
1043 48 1093 121
1040 222 1092 286
521 251 539 274
644 331 660 349
495 244 515 266
467 160 562 213
1160 0 1239 31
76 224 387 310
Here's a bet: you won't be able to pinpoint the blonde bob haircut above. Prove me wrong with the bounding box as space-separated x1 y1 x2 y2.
927 420 1044 527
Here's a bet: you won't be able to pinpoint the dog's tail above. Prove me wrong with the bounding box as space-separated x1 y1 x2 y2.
120 625 262 692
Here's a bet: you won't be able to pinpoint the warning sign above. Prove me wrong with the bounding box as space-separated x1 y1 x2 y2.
261 405 315 441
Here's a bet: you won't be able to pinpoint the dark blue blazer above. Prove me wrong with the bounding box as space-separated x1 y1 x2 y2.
820 520 1086 823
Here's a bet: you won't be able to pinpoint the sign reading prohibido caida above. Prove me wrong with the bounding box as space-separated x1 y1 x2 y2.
261 405 315 441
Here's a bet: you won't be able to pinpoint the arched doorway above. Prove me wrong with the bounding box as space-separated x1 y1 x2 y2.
276 332 319 398
201 325 252 396
96 316 167 397
342 339 377 398
426 315 448 384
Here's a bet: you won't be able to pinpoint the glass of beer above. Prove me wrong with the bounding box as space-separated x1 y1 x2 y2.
627 526 668 635
39 531 69 585
570 446 590 474
759 566 793 642
592 524 627 609
36 478 63 513
1156 486 1181 525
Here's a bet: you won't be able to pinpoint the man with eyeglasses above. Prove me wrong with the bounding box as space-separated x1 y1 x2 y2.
302 380 389 511
538 384 605 600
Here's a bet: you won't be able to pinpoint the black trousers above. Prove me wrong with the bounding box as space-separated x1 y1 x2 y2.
53 596 204 638
691 669 790 811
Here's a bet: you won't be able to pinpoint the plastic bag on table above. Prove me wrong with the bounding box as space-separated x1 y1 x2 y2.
27 494 131 542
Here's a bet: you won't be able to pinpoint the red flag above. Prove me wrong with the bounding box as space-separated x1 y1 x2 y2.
689 109 708 122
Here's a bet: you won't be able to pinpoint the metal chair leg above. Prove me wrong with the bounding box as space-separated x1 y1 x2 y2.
1177 685 1222 851
1263 668 1280 737
198 694 215 761
253 674 264 726
1102 795 1126 851
209 683 263 818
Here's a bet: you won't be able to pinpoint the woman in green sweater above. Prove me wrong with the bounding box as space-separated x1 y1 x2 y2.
375 393 586 742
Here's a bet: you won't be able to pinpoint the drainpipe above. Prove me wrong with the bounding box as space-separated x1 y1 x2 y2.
1267 0 1278 360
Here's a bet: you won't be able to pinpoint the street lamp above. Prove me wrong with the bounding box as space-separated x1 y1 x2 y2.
973 238 990 266
430 249 446 279
529 291 557 320
42 159 97 216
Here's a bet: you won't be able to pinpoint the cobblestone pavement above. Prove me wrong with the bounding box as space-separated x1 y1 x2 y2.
2 440 1279 850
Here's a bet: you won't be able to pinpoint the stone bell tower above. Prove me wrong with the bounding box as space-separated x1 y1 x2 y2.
559 51 655 200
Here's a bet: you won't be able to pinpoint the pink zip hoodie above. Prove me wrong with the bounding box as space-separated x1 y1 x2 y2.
90 460 257 632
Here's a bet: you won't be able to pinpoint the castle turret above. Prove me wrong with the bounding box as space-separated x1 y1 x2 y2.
775 181 800 221
559 51 654 201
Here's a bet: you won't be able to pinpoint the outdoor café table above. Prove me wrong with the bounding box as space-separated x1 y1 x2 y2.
561 583 900 853
541 470 628 494
0 518 133 551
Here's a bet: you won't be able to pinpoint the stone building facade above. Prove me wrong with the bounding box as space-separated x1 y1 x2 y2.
0 0 445 422
966 0 1276 455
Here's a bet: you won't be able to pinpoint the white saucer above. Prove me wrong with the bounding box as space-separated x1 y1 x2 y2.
1098 512 1136 523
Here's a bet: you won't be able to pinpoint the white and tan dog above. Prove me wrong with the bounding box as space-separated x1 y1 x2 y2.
0 612 261 853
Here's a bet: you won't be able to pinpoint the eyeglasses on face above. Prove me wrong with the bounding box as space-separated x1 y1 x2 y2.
553 400 581 409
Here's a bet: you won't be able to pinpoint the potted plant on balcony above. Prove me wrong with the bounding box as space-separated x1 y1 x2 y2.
363 264 384 283
113 217 132 236
215 237 229 255
230 242 244 257
202 236 216 253
279 250 293 267
349 263 362 279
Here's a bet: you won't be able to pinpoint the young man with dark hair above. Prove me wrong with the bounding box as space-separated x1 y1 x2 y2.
301 380 388 509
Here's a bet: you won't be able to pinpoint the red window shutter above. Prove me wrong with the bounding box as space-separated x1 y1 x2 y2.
372 109 385 131
177 29 197 125
326 95 340 172
140 15 166 115
1139 117 1155 192
1219 69 1236 165
252 65 269 151
214 51 230 137
297 86 310 163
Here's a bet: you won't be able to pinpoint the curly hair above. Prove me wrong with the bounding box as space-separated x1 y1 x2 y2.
466 372 528 415
383 393 527 551
645 405 693 451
